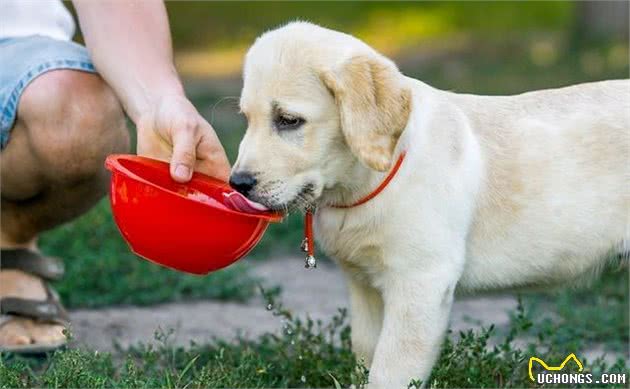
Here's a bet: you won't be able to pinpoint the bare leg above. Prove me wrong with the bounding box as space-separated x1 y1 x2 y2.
0 69 130 347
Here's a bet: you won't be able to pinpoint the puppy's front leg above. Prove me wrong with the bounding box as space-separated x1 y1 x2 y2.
345 274 384 367
368 265 459 388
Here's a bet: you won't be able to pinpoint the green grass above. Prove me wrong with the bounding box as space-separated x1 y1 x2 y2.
1 285 628 388
521 267 629 353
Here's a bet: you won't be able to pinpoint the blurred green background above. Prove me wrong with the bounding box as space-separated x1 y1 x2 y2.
46 1 628 311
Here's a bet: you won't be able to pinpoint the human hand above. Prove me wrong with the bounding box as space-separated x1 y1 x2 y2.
136 94 230 182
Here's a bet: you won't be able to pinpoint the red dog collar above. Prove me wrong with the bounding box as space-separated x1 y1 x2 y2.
301 152 406 268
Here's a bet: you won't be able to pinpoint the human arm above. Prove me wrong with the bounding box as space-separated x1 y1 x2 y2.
72 0 230 182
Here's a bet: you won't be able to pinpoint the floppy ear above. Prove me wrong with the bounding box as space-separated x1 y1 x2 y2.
321 54 411 171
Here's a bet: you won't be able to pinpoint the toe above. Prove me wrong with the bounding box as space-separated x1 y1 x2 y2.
1 318 66 347
0 319 32 346
29 322 66 345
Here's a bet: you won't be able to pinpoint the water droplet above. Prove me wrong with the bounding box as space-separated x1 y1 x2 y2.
301 375 306 383
298 355 303 360
287 329 292 335
290 340 295 345
266 304 273 310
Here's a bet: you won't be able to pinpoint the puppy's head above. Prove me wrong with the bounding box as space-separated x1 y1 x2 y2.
232 22 411 212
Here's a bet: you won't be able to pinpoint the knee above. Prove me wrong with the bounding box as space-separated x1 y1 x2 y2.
19 70 130 183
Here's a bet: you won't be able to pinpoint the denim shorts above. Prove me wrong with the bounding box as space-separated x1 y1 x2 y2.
0 35 96 149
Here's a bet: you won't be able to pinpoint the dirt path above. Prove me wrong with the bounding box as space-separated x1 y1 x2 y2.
69 257 517 352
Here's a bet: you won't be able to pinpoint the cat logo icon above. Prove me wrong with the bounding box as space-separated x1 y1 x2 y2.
528 353 584 382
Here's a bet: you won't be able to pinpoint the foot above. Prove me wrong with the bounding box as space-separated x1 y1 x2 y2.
0 269 65 348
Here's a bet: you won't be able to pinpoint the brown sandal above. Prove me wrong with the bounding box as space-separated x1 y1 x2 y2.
0 249 69 353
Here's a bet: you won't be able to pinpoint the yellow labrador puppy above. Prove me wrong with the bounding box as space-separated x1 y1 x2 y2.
231 22 629 387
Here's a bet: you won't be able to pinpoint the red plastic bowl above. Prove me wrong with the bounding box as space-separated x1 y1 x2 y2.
105 154 282 275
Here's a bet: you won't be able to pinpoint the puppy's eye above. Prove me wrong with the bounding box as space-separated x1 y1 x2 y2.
274 114 305 131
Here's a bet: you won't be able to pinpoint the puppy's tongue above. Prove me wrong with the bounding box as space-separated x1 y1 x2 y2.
223 191 269 214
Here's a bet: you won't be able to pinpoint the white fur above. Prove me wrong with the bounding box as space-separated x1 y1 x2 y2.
234 22 630 388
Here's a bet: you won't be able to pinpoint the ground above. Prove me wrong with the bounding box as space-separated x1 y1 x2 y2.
68 257 519 352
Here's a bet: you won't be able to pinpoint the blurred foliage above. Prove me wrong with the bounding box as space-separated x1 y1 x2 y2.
166 1 574 51
165 1 581 77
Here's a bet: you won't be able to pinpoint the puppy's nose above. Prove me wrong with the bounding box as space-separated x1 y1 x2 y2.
229 171 257 196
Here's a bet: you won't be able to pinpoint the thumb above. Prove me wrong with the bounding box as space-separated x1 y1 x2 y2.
170 129 198 182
